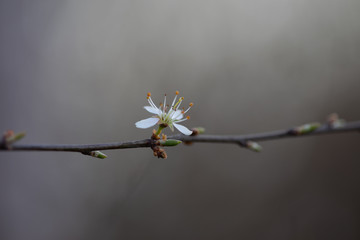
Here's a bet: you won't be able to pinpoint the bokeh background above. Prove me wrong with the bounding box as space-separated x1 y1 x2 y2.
1 0 360 239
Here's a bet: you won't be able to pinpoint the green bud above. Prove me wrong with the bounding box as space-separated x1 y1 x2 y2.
246 141 262 152
192 127 205 134
294 122 321 135
90 151 107 159
159 139 182 146
5 132 26 144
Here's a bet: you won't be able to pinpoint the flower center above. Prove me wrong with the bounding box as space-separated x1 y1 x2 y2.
146 91 193 126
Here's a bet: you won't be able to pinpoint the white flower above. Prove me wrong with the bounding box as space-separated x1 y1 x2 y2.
135 91 194 135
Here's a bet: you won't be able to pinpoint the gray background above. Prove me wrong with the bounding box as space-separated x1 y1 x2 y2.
1 0 360 239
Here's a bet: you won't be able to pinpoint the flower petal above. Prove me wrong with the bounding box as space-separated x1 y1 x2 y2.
135 117 159 129
172 110 183 120
173 123 193 135
144 106 161 115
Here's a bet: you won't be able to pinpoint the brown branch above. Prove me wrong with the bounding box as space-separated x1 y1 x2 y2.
1 120 359 156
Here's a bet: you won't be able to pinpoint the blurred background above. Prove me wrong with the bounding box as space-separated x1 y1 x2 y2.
1 0 360 239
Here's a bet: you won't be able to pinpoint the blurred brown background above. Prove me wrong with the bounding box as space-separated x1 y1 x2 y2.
1 0 360 239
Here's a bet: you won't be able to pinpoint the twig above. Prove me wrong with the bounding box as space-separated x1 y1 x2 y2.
1 120 359 156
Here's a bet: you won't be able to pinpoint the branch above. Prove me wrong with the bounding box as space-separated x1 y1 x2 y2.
1 119 359 158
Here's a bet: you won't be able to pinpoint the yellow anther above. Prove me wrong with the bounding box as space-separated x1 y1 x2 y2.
147 92 151 99
189 102 193 107
175 91 179 95
180 97 184 100
186 116 190 120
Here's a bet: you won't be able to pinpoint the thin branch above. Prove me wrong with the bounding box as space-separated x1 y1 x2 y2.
1 121 359 155
172 121 360 143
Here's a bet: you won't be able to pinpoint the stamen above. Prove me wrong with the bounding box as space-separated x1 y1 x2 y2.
147 96 158 109
183 103 193 114
172 97 183 110
163 94 167 112
147 92 151 99
171 95 178 109
167 93 182 121
174 116 189 123
176 98 184 110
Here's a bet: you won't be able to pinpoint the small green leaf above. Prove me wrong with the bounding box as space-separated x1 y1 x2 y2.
159 139 182 146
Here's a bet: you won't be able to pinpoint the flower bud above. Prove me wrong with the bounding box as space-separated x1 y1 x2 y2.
90 151 107 159
327 113 346 129
2 130 26 149
292 122 321 135
246 141 262 152
191 127 205 135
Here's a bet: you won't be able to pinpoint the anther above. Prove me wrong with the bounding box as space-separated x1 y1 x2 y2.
147 92 151 99
186 116 190 120
189 102 193 107
175 91 179 95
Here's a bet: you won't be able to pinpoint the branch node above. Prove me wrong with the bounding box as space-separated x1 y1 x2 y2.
237 140 247 147
191 127 205 136
183 127 206 145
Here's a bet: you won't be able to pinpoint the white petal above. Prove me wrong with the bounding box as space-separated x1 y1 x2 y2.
173 123 193 135
144 106 161 115
135 117 159 129
172 110 183 120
